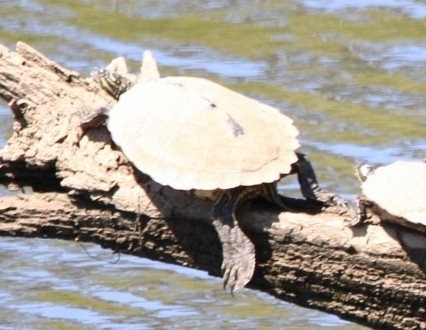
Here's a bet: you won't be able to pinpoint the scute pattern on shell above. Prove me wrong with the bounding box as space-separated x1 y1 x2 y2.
362 161 426 226
107 76 300 190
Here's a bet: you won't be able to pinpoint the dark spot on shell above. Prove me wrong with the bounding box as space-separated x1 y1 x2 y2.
200 96 216 108
227 114 244 137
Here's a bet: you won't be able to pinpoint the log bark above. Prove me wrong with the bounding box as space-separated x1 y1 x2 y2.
0 42 425 330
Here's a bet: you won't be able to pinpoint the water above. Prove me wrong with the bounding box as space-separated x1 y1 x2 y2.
1 0 425 328
0 237 363 329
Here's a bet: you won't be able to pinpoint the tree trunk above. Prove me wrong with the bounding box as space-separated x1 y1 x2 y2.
0 42 425 330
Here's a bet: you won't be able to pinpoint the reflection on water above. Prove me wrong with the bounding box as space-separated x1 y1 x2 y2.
0 237 367 329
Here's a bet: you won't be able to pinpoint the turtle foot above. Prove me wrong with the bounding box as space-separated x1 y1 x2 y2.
76 105 109 129
345 210 364 227
345 196 379 227
220 228 256 292
212 190 257 293
314 189 349 208
211 218 256 292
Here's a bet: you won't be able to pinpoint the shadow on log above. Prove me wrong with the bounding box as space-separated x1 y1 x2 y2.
0 42 425 330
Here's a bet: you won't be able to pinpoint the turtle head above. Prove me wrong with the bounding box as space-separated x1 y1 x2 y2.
91 50 160 99
354 161 376 183
92 68 133 100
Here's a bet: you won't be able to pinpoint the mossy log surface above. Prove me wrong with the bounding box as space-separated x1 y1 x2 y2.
0 42 425 330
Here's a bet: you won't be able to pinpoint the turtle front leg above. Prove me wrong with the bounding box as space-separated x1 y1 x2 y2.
347 195 379 226
212 189 256 293
346 195 368 226
293 152 348 208
76 105 110 130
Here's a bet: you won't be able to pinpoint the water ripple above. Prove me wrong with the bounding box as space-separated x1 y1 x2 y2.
302 0 426 19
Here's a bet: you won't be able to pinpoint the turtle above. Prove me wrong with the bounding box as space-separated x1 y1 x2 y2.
80 50 347 292
350 160 426 233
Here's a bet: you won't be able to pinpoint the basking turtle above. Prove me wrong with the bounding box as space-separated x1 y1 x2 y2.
81 51 346 291
351 160 426 233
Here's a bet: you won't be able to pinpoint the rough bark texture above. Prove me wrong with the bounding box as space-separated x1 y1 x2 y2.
0 42 425 330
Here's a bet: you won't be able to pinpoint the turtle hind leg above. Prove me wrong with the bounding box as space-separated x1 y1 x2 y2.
212 189 256 293
293 152 348 208
260 182 293 211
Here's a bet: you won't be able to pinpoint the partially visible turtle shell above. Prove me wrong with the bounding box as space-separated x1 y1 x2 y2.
361 161 426 229
107 76 300 191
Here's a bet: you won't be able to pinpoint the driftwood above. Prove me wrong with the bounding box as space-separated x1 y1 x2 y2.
0 42 425 330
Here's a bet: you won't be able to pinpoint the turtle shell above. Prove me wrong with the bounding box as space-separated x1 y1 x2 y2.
107 76 299 190
362 161 426 226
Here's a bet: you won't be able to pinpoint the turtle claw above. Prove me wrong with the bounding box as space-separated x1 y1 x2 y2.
220 227 256 293
221 248 255 293
312 189 348 208
76 105 109 129
222 264 236 292
344 209 364 227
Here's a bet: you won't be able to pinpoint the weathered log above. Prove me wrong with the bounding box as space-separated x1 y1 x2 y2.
0 42 425 330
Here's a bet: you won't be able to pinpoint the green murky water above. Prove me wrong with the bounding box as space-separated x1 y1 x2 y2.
0 237 365 329
1 0 425 328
